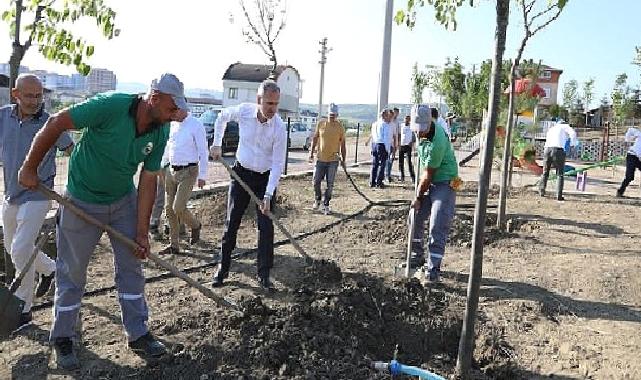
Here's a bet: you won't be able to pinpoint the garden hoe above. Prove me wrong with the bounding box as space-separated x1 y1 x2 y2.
37 184 240 313
0 230 51 339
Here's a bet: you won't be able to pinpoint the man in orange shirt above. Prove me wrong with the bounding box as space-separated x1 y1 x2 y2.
308 103 346 215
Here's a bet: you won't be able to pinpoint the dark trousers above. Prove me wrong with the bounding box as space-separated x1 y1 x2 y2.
219 163 274 279
398 144 415 181
618 153 641 195
540 147 566 199
370 143 388 187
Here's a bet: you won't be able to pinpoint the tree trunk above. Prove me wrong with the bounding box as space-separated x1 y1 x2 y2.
9 0 25 94
497 60 518 230
456 0 510 378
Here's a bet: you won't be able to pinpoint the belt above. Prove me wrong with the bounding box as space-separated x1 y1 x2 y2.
171 162 197 171
234 162 269 176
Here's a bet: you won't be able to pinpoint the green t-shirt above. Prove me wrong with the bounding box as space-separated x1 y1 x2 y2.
67 93 169 204
417 125 458 183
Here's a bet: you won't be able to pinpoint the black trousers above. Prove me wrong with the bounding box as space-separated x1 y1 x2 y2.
219 163 274 278
618 153 641 195
540 147 566 199
398 144 415 181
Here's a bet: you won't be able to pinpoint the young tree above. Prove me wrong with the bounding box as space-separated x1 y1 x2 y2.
410 62 429 104
562 79 579 111
497 0 567 231
235 0 287 78
439 57 466 115
611 73 633 134
3 0 117 90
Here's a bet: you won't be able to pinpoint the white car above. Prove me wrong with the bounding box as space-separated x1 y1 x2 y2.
288 122 312 150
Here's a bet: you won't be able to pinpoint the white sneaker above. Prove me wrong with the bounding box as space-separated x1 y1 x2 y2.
312 200 321 210
323 205 331 215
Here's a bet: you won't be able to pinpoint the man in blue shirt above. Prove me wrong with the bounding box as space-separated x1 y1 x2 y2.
0 74 73 328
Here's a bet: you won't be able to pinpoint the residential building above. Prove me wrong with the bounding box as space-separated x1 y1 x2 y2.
535 64 563 107
0 63 30 77
299 109 318 130
86 68 117 94
221 63 301 120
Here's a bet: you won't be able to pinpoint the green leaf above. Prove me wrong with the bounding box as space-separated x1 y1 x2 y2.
86 45 94 56
1 10 10 21
394 10 406 25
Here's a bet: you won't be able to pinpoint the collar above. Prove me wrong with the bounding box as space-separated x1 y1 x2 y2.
10 104 45 121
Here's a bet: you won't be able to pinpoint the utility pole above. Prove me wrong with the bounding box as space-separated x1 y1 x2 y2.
318 37 331 120
378 0 393 113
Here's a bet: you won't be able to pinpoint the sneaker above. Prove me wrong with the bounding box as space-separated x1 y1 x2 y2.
54 337 80 370
556 195 565 201
128 332 167 358
426 267 441 282
35 272 55 298
312 200 321 210
13 312 32 333
323 205 331 215
190 223 202 244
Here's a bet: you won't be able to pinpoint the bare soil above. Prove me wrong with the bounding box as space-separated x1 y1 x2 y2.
1 173 640 379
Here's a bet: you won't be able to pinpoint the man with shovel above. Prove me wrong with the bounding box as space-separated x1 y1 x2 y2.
18 73 188 369
209 79 287 290
0 74 73 329
409 104 458 282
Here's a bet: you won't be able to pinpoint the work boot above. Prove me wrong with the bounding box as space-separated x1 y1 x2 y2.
616 189 624 198
35 272 55 298
128 332 167 358
54 337 80 370
190 223 202 245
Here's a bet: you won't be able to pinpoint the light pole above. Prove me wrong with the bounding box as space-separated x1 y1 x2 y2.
317 37 331 120
378 0 394 113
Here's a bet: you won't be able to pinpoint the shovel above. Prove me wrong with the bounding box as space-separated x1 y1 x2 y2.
0 230 51 339
36 184 240 312
216 159 313 264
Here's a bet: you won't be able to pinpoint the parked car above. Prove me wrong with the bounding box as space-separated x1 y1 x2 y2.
288 121 311 150
198 109 239 155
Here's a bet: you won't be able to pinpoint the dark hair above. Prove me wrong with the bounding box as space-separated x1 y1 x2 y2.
431 108 439 119
393 107 399 112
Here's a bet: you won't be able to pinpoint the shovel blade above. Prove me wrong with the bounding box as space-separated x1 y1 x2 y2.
0 285 25 339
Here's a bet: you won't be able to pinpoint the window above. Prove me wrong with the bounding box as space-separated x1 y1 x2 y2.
228 87 238 99
540 71 551 79
542 87 551 99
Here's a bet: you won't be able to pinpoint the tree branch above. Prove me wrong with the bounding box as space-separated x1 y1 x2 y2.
239 0 268 46
24 5 45 51
530 3 556 25
530 7 562 36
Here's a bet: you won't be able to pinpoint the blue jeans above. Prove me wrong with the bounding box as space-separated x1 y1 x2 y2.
313 161 339 206
411 182 456 270
370 143 388 187
385 152 394 180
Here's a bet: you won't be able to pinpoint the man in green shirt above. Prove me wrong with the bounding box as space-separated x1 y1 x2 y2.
410 104 458 282
18 73 188 369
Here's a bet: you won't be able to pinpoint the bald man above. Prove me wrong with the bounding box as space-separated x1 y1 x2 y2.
0 74 74 329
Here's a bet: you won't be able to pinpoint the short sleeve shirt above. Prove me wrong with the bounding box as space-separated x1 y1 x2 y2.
417 125 458 183
0 105 73 204
315 120 345 162
67 93 169 204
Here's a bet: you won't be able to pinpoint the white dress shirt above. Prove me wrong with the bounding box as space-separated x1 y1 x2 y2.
213 103 287 196
436 117 451 138
544 122 578 149
370 119 393 154
400 123 414 146
625 127 641 157
163 114 209 180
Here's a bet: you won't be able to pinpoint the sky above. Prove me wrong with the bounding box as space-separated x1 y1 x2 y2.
1 0 640 108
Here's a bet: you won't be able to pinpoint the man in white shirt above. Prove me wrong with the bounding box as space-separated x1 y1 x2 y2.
398 114 416 182
385 107 400 182
432 108 451 139
616 127 641 197
209 80 287 290
539 121 578 200
369 108 394 188
161 110 208 254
